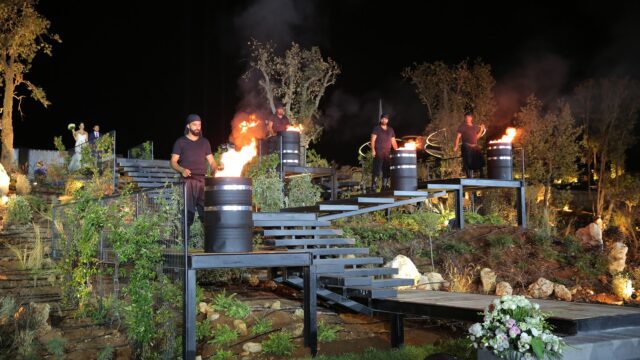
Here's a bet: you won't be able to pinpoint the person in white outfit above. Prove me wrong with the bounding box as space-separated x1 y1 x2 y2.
68 122 88 171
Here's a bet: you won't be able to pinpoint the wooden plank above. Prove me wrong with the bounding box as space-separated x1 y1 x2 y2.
120 166 176 173
263 229 343 237
263 238 356 247
286 248 369 256
253 212 317 221
124 172 180 178
313 257 384 266
117 158 171 167
319 276 373 287
285 204 359 212
129 176 180 183
370 278 415 288
322 267 399 277
253 220 332 227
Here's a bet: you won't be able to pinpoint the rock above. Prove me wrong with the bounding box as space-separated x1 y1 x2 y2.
198 302 208 314
207 312 220 321
292 323 305 337
417 272 447 291
384 255 421 287
608 242 628 275
29 302 50 335
575 222 603 250
234 319 248 336
612 275 634 300
480 268 497 294
528 278 554 298
293 308 305 319
242 342 262 353
554 284 572 301
248 274 260 287
270 300 281 310
0 164 9 196
495 282 513 296
196 356 202 360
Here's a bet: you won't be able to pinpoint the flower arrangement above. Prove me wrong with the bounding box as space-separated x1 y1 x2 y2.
468 295 565 359
68 123 76 130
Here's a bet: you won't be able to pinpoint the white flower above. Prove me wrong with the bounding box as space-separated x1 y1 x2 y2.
469 323 484 337
530 327 539 337
520 332 531 344
68 123 76 130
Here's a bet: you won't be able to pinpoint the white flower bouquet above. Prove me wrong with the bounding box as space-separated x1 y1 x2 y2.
468 295 565 359
68 123 76 130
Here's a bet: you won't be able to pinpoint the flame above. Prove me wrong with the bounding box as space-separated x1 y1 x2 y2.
489 127 517 143
286 124 303 132
14 306 24 320
239 114 260 134
215 139 257 177
399 140 417 150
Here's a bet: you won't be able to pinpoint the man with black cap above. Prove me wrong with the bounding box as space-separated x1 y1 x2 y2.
267 104 291 136
171 114 219 228
370 113 398 192
454 112 486 178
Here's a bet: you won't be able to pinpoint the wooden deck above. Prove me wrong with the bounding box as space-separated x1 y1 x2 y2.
372 290 640 335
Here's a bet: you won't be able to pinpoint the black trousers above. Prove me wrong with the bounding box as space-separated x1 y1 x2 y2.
372 154 391 180
461 143 485 177
185 177 205 229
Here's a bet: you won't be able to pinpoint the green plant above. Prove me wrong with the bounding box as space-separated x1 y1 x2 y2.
196 320 213 341
209 324 239 347
24 194 48 214
262 330 297 356
212 290 251 319
318 321 342 343
440 240 475 255
6 195 33 225
211 350 235 360
252 171 284 212
306 148 329 168
96 345 114 360
487 234 515 249
250 316 273 335
46 337 66 359
285 174 322 208
15 173 31 195
6 223 44 271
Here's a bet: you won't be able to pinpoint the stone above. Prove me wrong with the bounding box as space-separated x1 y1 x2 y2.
528 277 554 298
242 342 262 353
480 268 497 294
234 319 248 336
554 284 572 301
0 164 9 196
575 222 603 250
248 274 260 287
195 356 202 360
612 275 634 300
293 308 305 319
198 302 208 314
608 242 628 275
270 300 281 310
495 282 513 296
292 323 305 337
417 272 447 291
384 255 421 287
207 312 220 321
29 302 51 335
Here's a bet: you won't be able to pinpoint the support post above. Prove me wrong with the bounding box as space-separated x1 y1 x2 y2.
184 269 197 360
517 184 527 228
303 265 317 356
331 168 337 200
390 313 405 348
454 188 464 229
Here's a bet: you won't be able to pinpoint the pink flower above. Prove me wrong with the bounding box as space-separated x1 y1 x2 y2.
508 326 521 338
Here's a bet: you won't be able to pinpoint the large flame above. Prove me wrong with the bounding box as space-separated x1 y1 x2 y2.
215 139 257 177
399 140 417 150
239 114 260 134
286 124 303 132
489 127 517 143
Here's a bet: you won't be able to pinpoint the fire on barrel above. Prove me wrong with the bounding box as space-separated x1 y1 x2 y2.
391 140 418 191
487 127 517 180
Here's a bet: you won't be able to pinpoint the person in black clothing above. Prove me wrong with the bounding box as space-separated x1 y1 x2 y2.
454 112 486 178
267 104 291 136
370 114 398 192
170 114 220 228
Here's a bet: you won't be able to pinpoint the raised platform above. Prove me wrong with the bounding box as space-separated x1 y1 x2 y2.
372 290 640 335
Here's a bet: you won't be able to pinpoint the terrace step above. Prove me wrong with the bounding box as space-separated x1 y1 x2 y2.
263 238 356 247
262 229 343 237
253 212 317 221
253 220 332 228
285 247 369 257
313 257 384 266
285 204 360 213
320 267 399 277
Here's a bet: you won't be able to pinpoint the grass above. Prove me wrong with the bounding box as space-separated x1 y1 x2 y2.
209 324 239 347
318 321 343 343
212 290 251 319
300 339 473 360
7 223 44 271
262 330 297 356
487 234 515 249
250 316 272 336
440 240 475 255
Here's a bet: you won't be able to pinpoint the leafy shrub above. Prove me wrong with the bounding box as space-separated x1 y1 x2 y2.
46 337 66 359
487 234 515 249
318 321 342 343
196 320 212 341
306 148 330 168
96 346 114 360
15 174 31 195
262 330 297 356
285 174 322 208
211 350 235 360
6 195 32 225
251 316 273 335
24 194 48 214
209 324 239 347
466 211 505 225
212 290 251 319
440 239 475 255
253 172 284 212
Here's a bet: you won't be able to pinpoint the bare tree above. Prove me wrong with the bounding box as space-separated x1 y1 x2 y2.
247 39 340 146
0 0 60 170
572 78 640 222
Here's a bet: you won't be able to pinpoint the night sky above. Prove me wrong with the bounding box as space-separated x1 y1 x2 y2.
14 0 640 167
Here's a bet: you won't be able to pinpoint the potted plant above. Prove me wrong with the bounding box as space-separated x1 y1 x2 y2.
468 295 565 359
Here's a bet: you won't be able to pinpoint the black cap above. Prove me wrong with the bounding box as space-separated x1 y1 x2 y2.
185 114 202 125
380 113 389 121
464 112 473 117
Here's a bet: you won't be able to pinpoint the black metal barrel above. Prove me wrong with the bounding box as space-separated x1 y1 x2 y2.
390 149 418 191
487 142 513 180
279 131 300 166
204 177 253 253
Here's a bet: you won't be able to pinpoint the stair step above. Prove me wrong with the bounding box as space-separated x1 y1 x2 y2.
120 166 176 174
319 197 396 205
282 276 371 314
253 220 332 228
117 158 171 167
263 229 343 237
314 257 384 266
253 212 317 221
263 238 356 247
124 172 180 178
319 276 373 287
340 286 397 299
320 267 399 277
370 278 415 288
286 247 369 257
285 204 360 212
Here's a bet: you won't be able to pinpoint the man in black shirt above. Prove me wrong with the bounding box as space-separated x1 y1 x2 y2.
267 104 291 136
171 114 219 228
370 114 398 192
454 112 486 178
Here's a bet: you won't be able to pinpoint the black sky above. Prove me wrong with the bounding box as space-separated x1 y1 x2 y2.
15 0 640 167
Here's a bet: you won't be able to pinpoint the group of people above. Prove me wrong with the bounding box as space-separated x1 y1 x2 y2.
68 122 102 171
170 109 485 228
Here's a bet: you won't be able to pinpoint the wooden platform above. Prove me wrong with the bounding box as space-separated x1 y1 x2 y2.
372 290 640 335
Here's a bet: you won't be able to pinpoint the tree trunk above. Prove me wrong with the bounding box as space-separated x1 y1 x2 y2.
1 69 16 171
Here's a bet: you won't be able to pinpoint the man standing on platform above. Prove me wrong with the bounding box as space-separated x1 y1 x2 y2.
267 104 291 136
370 113 398 192
171 114 219 228
454 112 485 178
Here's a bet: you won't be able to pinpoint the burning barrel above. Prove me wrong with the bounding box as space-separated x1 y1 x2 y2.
390 147 418 191
279 130 300 167
204 177 253 253
487 142 513 180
